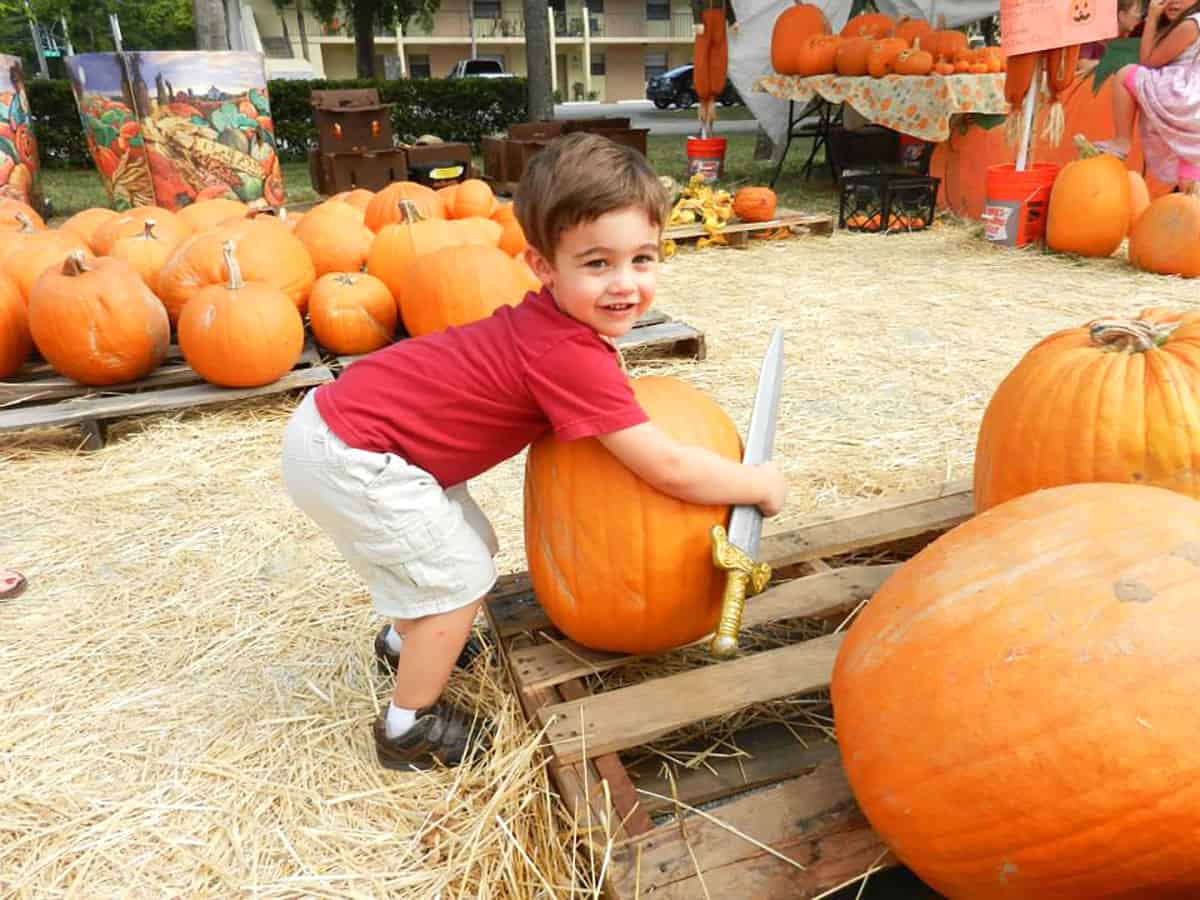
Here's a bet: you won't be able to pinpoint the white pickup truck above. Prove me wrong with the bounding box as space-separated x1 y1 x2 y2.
446 58 516 79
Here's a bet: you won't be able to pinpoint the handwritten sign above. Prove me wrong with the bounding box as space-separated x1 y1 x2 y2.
1001 0 1118 56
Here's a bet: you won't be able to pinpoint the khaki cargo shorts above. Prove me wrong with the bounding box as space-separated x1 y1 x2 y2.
281 390 499 619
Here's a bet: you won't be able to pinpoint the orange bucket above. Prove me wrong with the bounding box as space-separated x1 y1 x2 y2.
982 163 1060 247
686 137 727 183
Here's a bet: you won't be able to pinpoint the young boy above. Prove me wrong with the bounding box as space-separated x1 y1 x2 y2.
281 133 789 771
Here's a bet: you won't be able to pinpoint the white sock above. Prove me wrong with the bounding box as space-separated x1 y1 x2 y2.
385 702 418 739
384 625 403 654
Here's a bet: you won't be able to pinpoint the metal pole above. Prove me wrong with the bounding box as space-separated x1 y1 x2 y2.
582 5 590 98
109 12 124 52
469 3 477 58
24 0 49 78
1015 56 1041 172
396 20 407 76
61 16 75 55
548 6 557 93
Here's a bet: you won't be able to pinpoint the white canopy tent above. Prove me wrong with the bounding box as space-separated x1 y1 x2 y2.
727 0 1001 152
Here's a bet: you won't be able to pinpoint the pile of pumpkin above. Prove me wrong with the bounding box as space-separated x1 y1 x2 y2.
772 5 1005 78
0 179 539 387
1046 136 1200 277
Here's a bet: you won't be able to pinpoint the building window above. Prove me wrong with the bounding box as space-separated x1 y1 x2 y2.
473 0 501 18
409 54 431 79
644 50 668 81
590 52 606 76
646 0 670 21
588 0 604 11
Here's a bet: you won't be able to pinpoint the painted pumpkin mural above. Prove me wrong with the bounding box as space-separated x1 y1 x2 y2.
66 52 284 213
0 56 43 212
931 40 1171 219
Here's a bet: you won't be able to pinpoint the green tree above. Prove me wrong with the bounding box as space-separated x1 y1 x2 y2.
308 0 440 78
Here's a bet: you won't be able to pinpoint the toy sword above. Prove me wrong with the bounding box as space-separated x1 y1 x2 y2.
709 326 784 658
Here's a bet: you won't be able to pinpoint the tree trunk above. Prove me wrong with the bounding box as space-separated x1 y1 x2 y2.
523 0 552 121
353 0 377 78
193 0 230 49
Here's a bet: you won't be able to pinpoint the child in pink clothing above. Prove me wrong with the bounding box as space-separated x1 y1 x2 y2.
1095 0 1200 190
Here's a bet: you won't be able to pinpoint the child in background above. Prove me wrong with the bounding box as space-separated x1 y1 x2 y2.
1094 0 1200 191
280 133 789 771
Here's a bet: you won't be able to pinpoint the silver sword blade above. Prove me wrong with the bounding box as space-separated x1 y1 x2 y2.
726 326 784 558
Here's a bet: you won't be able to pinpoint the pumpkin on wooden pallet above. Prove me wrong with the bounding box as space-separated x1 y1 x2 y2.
732 186 777 222
92 207 191 256
27 253 169 386
525 376 742 655
177 198 250 232
0 222 90 303
365 181 446 232
974 308 1200 511
398 243 529 337
108 219 183 296
294 200 374 277
177 240 304 388
308 272 396 355
0 272 31 378
833 481 1200 900
60 208 118 252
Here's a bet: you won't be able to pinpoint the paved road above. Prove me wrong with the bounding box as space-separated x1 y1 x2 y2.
553 100 759 136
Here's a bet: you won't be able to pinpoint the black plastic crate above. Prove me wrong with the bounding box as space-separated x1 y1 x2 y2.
838 173 940 234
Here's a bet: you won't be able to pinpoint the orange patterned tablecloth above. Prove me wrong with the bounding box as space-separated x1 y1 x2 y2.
754 73 1008 143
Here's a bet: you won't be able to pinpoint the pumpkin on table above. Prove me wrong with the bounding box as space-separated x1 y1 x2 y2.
27 253 169 386
398 243 531 337
308 272 396 355
157 217 316 324
770 1 830 74
835 37 874 76
974 309 1200 511
525 376 742 655
832 482 1200 900
840 11 893 37
0 272 31 378
177 240 304 388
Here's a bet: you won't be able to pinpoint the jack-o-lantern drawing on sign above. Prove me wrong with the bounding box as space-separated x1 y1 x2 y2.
1071 0 1095 23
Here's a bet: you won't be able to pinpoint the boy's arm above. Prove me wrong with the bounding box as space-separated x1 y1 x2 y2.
597 422 788 515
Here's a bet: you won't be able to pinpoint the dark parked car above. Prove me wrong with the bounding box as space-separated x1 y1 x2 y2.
646 64 741 110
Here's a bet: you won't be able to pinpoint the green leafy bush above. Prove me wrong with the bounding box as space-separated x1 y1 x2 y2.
28 77 528 169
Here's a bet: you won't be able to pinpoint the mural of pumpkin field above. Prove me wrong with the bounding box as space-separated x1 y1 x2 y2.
65 51 284 212
0 55 42 211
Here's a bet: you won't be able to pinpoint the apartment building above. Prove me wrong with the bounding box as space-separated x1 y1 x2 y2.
246 0 697 101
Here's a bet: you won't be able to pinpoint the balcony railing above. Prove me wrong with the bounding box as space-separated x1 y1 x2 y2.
404 10 526 38
395 8 693 39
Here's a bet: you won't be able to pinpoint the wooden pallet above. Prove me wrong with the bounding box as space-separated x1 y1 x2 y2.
335 309 705 371
666 209 834 248
0 343 334 449
483 479 974 899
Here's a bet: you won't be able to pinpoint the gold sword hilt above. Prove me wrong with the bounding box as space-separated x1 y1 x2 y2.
708 525 772 658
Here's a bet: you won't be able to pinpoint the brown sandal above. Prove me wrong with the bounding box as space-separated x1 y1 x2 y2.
0 570 26 601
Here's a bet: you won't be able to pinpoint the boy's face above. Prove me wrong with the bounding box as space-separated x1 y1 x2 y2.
527 206 659 339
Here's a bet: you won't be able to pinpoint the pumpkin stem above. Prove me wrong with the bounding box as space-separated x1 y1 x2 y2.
221 240 245 291
333 273 358 286
61 250 91 277
143 218 157 240
396 199 425 225
1074 134 1103 160
14 211 35 234
1089 318 1180 352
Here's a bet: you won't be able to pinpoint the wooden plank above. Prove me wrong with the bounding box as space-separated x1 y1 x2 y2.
511 564 895 691
629 724 842 818
610 757 892 897
665 210 833 241
613 321 706 360
539 634 843 764
0 366 333 433
760 478 972 570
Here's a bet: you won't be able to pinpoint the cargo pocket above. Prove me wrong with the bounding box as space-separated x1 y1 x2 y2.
354 517 467 595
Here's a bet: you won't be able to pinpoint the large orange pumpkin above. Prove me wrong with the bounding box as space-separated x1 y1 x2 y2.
158 217 316 323
794 34 841 75
60 208 118 252
293 200 374 276
177 241 304 388
1127 169 1151 234
108 219 183 295
894 48 934 76
525 376 742 654
364 181 445 232
366 201 487 302
398 243 530 337
1046 141 1130 257
177 197 250 232
840 11 893 38
27 253 169 386
92 207 191 257
3 229 91 304
0 199 43 234
835 37 874 76
331 188 375 212
307 272 396 355
0 272 31 378
832 481 1200 900
771 1 830 74
973 309 1200 512
894 16 933 49
867 37 911 77
447 179 498 219
1129 192 1200 277
732 186 777 222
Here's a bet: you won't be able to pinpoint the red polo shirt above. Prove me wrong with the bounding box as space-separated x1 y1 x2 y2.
314 288 648 486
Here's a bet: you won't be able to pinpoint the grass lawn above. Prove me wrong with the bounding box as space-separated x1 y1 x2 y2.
38 134 838 219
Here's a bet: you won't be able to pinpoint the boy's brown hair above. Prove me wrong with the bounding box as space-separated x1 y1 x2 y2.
514 132 668 260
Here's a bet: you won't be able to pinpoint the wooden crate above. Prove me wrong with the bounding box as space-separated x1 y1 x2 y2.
483 480 974 899
0 343 334 450
666 209 835 249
